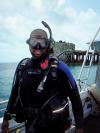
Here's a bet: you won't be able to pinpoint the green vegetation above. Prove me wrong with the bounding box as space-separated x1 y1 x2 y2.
52 41 75 56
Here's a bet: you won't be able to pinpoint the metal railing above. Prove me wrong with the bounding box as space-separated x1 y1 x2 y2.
0 100 25 133
77 26 100 92
0 100 8 114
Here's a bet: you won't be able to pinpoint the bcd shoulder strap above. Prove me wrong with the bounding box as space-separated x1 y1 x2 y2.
49 56 58 80
37 57 58 92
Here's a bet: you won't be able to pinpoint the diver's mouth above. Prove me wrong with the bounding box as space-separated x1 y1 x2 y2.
34 50 42 56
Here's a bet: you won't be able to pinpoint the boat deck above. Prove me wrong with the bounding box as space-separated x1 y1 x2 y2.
0 115 100 133
84 114 100 133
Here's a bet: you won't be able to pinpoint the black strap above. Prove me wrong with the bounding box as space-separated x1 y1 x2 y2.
37 65 51 92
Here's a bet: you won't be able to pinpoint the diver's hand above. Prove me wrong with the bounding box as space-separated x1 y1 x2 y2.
76 128 84 133
1 119 9 133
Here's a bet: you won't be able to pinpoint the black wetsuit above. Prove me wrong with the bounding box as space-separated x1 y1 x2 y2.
4 57 83 133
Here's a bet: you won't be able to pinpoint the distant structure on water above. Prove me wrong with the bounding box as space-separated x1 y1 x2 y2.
53 40 100 65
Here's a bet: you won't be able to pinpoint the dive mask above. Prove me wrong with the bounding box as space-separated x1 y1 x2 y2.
28 38 48 49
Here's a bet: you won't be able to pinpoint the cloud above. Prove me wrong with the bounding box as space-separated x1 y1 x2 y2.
4 15 29 39
53 0 76 19
57 0 66 7
51 6 100 49
31 0 45 14
0 0 100 62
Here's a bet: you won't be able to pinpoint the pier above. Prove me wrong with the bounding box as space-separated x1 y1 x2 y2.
58 50 100 64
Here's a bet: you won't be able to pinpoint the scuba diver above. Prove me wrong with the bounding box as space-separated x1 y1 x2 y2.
2 21 84 133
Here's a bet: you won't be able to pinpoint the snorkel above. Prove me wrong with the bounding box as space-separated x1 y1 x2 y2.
41 21 52 46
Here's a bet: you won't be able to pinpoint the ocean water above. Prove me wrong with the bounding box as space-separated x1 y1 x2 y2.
0 62 97 117
0 62 97 101
0 63 18 100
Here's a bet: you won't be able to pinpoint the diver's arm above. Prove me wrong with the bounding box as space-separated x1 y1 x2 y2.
58 61 84 131
3 68 20 120
1 119 9 133
2 69 20 133
68 82 84 129
64 78 84 133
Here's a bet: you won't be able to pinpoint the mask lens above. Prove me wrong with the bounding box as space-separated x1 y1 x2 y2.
29 38 47 49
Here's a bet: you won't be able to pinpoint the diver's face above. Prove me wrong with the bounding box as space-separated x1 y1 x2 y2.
29 46 48 58
28 37 49 59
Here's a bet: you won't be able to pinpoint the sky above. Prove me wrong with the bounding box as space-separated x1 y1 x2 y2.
0 0 100 63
